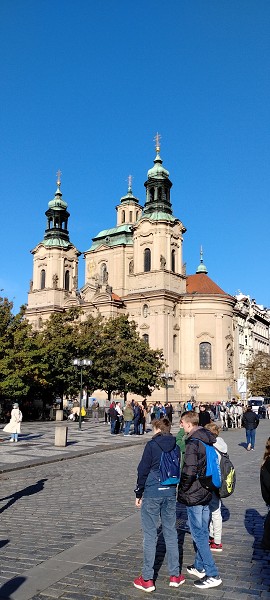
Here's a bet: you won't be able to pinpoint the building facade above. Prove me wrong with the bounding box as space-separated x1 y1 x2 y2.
26 141 269 404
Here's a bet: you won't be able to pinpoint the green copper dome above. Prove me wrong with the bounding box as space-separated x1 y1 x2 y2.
196 247 208 274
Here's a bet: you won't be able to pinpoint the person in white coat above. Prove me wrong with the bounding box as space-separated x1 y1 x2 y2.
205 422 228 552
3 403 23 442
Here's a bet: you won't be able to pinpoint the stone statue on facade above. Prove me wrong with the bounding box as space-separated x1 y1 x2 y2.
160 255 166 269
52 274 58 289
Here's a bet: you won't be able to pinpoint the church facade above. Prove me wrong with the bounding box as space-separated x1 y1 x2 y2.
26 141 249 404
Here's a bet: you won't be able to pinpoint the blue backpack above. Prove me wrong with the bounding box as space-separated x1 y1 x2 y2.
156 445 181 486
192 438 222 491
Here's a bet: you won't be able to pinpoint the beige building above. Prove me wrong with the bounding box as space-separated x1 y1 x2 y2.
27 141 261 405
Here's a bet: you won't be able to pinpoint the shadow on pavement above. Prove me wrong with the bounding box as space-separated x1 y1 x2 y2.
19 434 44 441
0 539 9 549
238 442 248 449
244 508 270 574
221 501 230 523
0 576 26 599
0 479 48 513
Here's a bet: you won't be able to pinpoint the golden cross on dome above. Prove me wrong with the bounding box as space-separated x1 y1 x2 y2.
56 169 62 187
154 132 161 153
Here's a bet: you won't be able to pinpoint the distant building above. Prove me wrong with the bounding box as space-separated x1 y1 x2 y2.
234 293 270 386
26 140 269 403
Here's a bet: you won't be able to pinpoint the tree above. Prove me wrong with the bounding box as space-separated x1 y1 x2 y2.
0 300 47 403
36 308 82 404
94 315 165 400
246 351 270 397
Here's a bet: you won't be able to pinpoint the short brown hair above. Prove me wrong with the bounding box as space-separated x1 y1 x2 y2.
205 422 220 437
181 411 199 426
152 418 171 434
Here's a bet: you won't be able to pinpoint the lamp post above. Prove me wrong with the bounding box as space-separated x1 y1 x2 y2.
72 358 92 429
161 372 174 404
188 384 199 404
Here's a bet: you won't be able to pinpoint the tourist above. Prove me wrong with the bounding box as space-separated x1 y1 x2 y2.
205 422 227 552
3 402 23 443
242 406 259 451
133 418 185 592
177 411 222 589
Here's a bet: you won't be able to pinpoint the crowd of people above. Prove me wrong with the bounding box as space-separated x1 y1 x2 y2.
107 399 174 436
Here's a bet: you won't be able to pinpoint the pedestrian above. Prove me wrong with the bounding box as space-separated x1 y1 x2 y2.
92 399 99 424
205 422 228 552
133 417 185 592
260 437 270 551
165 402 173 423
115 402 124 432
133 401 141 435
123 402 134 436
3 402 23 442
242 406 259 451
198 404 211 427
177 411 222 589
108 401 118 434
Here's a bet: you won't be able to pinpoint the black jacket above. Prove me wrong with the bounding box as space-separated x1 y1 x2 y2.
242 409 259 430
198 410 211 427
260 456 270 505
177 426 215 506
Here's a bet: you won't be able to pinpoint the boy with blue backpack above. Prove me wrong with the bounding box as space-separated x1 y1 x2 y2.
134 418 185 593
177 411 222 589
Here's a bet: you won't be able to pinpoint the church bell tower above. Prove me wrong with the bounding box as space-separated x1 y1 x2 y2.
26 172 81 328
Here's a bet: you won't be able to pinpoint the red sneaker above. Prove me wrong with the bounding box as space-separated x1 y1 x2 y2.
169 574 185 587
210 541 223 552
133 575 155 592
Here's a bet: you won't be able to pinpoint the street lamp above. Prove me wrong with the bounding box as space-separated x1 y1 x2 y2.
188 384 199 404
161 373 174 404
72 358 92 429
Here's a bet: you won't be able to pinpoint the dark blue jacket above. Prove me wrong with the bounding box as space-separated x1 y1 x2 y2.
135 433 180 499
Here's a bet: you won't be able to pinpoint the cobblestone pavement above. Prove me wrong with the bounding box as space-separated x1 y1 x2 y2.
0 420 147 473
0 419 269 600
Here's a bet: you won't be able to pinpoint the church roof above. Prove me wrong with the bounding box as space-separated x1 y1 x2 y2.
186 273 228 295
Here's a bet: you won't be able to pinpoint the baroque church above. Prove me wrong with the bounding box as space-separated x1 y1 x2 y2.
26 138 238 404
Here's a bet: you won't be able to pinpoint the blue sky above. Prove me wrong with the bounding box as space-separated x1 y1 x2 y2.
0 0 269 312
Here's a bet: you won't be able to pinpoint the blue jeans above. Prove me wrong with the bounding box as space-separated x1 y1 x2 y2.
110 420 116 434
124 420 132 435
246 428 256 449
141 496 179 580
187 505 219 577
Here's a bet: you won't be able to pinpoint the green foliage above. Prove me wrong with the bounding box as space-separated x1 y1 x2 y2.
246 351 270 397
0 300 46 401
0 301 165 407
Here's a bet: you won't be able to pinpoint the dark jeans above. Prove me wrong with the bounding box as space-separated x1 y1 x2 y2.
246 428 256 449
134 417 140 435
187 505 219 577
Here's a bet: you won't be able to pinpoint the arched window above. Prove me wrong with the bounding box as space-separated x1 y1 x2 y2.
173 334 177 353
144 248 151 272
136 210 139 220
142 304 149 318
171 249 176 273
129 211 133 222
121 210 125 223
150 187 154 202
40 269 46 289
158 187 162 201
199 342 212 370
142 334 149 345
64 270 70 291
